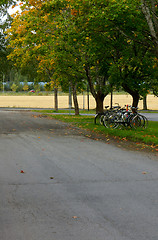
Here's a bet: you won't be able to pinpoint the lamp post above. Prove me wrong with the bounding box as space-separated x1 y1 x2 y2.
87 85 89 111
110 90 113 109
69 85 72 115
3 73 5 93
83 91 85 110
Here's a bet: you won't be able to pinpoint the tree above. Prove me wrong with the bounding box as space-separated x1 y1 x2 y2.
108 33 157 107
50 0 112 112
102 0 158 99
6 0 157 111
141 0 158 57
80 0 158 107
0 0 17 88
6 1 60 109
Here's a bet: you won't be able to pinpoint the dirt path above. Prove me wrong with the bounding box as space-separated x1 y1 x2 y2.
0 94 157 110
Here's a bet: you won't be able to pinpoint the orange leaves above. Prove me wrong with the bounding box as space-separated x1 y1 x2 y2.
37 55 55 74
16 24 26 35
6 0 58 76
71 9 78 16
28 0 35 4
42 15 49 22
28 0 42 7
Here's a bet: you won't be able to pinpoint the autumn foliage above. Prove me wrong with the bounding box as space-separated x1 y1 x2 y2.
5 0 158 112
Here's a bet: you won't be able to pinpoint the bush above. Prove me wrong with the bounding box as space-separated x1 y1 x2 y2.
11 83 18 92
23 84 29 91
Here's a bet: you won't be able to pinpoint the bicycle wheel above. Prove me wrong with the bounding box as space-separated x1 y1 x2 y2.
94 113 103 125
102 112 111 127
130 115 142 129
103 113 119 129
127 114 135 128
99 114 105 125
143 115 148 129
138 114 148 129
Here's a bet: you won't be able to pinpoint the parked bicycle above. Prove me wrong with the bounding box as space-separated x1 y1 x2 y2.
104 105 148 129
95 105 148 130
94 104 121 125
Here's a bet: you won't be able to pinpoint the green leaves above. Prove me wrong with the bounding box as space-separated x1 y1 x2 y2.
5 0 158 109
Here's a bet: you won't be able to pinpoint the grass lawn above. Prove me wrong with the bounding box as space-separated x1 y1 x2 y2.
36 111 158 152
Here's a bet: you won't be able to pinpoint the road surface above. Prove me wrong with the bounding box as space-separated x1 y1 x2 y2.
0 110 158 240
143 113 158 121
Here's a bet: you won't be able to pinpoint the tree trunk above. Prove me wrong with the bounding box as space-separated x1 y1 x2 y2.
87 85 90 111
143 95 148 110
85 66 108 113
54 87 58 111
132 93 140 108
122 83 140 108
72 84 79 115
95 93 105 113
110 91 113 109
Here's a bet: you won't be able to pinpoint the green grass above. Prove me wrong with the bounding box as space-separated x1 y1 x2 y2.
38 113 158 147
36 109 158 114
34 109 96 114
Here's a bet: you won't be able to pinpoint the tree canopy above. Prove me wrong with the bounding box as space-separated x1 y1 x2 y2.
5 0 158 112
0 0 15 83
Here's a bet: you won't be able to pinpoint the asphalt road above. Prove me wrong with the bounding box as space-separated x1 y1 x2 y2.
0 110 158 240
143 113 158 122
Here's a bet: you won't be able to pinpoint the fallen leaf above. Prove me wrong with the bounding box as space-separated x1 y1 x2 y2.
72 216 78 219
122 137 127 141
142 171 147 174
20 170 25 173
50 177 54 179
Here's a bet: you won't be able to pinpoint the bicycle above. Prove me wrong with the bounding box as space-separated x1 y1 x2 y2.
102 105 148 129
94 106 110 125
130 107 148 129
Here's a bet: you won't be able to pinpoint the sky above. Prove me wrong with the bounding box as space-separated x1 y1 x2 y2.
8 4 21 15
0 2 21 22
